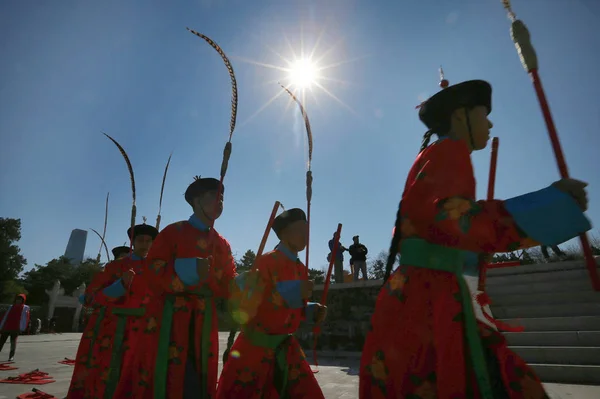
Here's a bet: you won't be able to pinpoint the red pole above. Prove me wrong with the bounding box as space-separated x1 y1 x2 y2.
478 137 499 291
255 201 281 261
311 223 343 371
487 138 499 200
502 2 599 290
320 223 343 305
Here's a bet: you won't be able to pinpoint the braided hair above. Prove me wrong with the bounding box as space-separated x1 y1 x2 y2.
382 199 403 284
383 128 437 284
223 328 237 363
420 129 435 153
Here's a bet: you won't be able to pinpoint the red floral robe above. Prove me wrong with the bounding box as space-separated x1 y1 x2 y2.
128 219 236 399
359 138 589 398
217 248 324 399
66 255 144 399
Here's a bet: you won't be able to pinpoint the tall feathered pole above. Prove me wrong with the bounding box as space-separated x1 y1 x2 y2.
156 153 173 230
186 28 238 237
90 228 111 262
102 133 136 254
278 83 314 270
500 0 599 290
94 192 110 262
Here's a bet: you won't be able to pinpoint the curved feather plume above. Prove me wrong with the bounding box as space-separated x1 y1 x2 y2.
278 83 315 270
98 192 109 259
156 153 172 230
90 228 111 262
278 83 314 171
186 28 238 142
102 132 137 248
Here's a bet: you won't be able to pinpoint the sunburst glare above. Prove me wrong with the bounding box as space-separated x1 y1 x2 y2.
287 58 319 90
233 21 364 128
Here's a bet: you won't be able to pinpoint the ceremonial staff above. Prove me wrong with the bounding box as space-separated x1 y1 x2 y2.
478 138 499 292
90 228 111 263
186 28 238 238
311 223 343 373
279 83 314 271
103 133 136 254
90 192 111 262
155 153 172 230
475 140 525 331
222 201 282 363
501 0 599 290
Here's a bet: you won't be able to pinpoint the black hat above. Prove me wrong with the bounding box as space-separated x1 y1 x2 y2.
111 246 130 259
418 80 492 132
126 224 159 240
272 208 307 238
184 176 223 206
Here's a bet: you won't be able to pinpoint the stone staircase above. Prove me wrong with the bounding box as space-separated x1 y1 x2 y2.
486 256 600 385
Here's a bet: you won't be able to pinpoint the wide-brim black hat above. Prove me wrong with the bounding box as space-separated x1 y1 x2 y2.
272 208 307 238
111 246 131 258
419 80 492 132
126 224 159 240
185 177 223 206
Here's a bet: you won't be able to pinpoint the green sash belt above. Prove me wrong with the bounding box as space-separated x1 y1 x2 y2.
399 238 493 399
86 307 106 368
154 290 213 399
242 328 292 399
104 307 146 399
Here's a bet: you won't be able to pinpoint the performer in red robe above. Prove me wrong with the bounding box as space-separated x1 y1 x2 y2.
66 223 158 399
0 293 30 361
128 177 236 399
359 79 591 398
217 208 327 399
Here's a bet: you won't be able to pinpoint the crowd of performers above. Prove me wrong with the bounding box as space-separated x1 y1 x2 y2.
66 77 591 399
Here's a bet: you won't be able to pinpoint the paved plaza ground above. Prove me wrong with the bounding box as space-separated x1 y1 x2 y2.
0 333 598 398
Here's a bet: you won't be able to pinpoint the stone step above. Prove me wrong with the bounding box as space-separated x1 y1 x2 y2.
504 331 600 347
492 303 600 319
487 257 599 277
487 278 593 296
499 316 600 331
487 268 596 287
492 290 600 306
510 346 600 365
531 363 600 385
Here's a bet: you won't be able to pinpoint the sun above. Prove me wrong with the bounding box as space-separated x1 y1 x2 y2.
288 58 319 89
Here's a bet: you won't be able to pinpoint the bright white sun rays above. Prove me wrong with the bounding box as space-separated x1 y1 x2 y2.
288 58 320 89
234 24 364 128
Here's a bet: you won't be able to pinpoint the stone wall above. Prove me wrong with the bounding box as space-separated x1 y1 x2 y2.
296 280 381 351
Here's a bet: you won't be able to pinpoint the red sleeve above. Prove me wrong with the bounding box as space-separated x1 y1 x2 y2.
145 224 182 295
87 260 129 306
212 236 237 299
232 255 271 325
402 139 539 253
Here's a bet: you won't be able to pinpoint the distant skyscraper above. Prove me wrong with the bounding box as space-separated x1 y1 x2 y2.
64 229 87 265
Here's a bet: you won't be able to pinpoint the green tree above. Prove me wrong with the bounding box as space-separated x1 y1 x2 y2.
308 268 325 284
21 256 74 305
368 251 388 280
0 218 27 283
66 258 104 289
236 250 256 273
0 280 27 303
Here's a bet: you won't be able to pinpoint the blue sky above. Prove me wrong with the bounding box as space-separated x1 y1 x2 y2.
1 0 599 274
